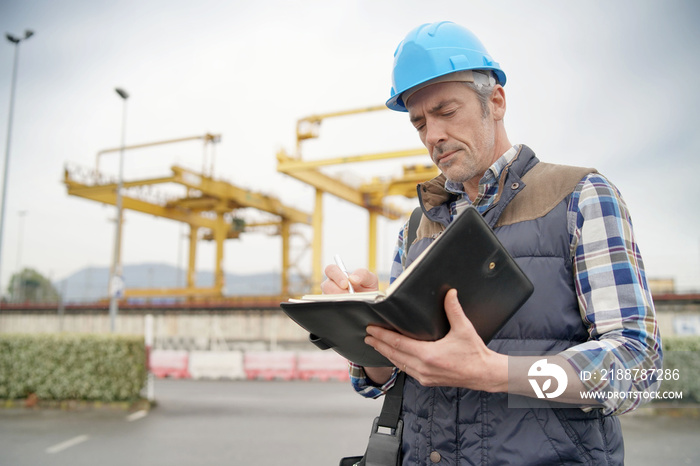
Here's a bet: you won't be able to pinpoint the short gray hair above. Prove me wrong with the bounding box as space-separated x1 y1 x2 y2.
463 71 497 117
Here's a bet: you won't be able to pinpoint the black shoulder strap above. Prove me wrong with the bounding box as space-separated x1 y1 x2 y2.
377 371 406 428
360 371 406 466
406 206 423 252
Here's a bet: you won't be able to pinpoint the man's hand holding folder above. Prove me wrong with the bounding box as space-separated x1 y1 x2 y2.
364 288 508 390
281 206 534 368
322 256 506 389
322 263 507 391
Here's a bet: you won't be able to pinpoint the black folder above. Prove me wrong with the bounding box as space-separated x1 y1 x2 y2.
280 206 534 367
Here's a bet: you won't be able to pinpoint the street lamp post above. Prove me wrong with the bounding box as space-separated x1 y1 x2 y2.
108 88 129 332
14 210 26 302
0 30 33 301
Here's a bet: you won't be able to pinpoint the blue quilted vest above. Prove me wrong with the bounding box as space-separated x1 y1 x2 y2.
400 146 623 465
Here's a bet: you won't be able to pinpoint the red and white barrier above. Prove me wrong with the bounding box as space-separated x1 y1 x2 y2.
243 351 297 380
189 351 245 380
297 351 350 381
147 348 353 382
150 349 191 379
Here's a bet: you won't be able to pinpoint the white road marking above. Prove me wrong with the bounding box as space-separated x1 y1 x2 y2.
126 410 148 422
46 434 89 454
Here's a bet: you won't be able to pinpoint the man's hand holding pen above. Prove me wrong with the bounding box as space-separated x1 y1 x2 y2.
321 259 379 295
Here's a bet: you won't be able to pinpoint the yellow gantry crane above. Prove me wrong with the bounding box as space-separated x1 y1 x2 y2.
64 133 312 300
277 105 438 291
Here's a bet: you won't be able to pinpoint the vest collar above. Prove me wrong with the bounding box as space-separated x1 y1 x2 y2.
417 145 539 226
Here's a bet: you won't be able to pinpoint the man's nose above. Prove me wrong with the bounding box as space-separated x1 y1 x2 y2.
424 120 447 148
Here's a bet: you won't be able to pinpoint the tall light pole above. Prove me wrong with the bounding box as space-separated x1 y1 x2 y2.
14 210 26 302
0 29 33 300
109 88 128 332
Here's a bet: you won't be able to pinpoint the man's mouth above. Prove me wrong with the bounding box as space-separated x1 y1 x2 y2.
435 149 459 165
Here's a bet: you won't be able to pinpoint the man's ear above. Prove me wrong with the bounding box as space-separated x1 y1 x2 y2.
490 86 506 121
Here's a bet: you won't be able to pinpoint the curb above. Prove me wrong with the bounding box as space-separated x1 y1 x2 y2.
1 397 153 412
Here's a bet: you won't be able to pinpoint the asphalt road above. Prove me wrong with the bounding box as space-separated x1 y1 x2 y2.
1 379 698 465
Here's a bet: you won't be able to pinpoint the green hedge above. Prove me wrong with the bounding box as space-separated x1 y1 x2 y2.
0 334 696 404
0 334 146 402
659 336 700 403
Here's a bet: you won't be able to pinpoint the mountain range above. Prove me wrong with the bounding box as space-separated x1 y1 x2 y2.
54 263 290 303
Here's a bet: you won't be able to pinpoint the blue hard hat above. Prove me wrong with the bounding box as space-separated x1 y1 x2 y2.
386 21 506 112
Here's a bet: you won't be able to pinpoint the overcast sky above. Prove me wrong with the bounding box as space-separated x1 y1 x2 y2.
1 0 699 296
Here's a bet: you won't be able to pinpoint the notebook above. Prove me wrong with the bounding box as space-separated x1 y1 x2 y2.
281 206 534 367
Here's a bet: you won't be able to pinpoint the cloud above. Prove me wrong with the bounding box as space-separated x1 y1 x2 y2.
0 0 698 295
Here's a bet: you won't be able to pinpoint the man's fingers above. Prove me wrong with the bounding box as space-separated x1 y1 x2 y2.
321 264 350 293
365 325 416 364
323 264 345 284
321 266 379 294
444 289 481 340
444 289 464 321
348 268 379 291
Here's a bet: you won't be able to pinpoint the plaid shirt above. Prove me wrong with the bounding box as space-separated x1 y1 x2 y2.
350 145 662 415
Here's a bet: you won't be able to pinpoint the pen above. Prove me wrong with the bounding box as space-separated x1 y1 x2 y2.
333 254 355 294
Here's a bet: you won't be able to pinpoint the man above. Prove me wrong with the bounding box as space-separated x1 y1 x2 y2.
322 21 662 465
